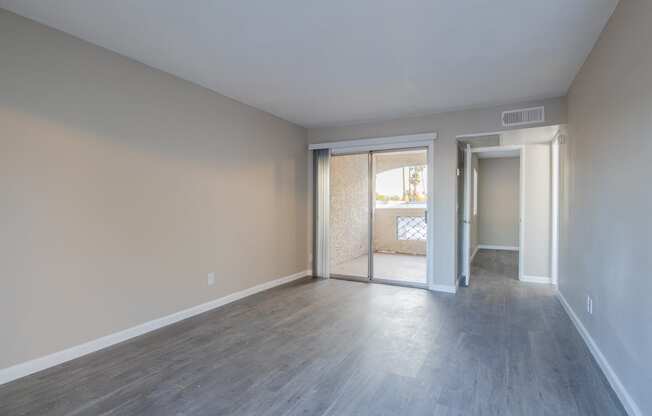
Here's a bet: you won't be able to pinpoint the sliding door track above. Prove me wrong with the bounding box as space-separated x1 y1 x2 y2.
330 274 428 290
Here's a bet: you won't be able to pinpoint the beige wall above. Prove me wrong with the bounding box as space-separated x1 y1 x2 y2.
309 98 566 288
329 154 369 267
563 0 652 413
477 157 520 248
0 11 308 369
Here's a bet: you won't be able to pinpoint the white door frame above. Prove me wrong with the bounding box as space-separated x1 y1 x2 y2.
462 144 472 286
518 147 526 282
550 137 560 285
465 145 526 282
457 125 564 288
310 133 438 291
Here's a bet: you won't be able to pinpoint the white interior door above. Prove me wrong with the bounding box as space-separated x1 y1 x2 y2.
462 144 472 286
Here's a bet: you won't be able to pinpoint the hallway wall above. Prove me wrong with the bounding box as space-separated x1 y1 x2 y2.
562 0 652 414
477 157 520 248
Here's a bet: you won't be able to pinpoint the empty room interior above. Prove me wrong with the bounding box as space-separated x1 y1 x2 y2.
0 1 649 415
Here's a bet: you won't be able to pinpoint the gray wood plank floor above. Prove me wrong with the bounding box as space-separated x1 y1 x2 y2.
0 249 627 415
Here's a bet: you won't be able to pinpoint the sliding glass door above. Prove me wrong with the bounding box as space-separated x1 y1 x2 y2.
372 149 428 286
327 148 429 287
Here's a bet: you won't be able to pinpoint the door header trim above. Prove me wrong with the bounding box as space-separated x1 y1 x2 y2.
309 132 437 154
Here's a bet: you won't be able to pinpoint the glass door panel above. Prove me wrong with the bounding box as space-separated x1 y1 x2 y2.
372 149 428 285
329 153 370 280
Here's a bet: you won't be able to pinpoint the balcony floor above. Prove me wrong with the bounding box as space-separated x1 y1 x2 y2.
331 252 427 285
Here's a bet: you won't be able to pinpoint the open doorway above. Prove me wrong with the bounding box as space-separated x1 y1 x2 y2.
472 147 522 283
458 125 560 287
329 148 429 287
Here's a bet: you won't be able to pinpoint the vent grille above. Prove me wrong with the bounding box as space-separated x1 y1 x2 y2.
501 106 545 127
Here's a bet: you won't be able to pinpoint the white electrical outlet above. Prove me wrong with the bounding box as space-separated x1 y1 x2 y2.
207 272 216 286
586 295 593 315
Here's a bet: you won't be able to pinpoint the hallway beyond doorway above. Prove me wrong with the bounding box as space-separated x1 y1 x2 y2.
472 248 519 282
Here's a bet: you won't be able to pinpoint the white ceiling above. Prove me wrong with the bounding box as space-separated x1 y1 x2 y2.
0 0 618 127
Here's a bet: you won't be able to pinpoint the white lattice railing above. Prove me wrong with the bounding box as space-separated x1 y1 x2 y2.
397 216 427 241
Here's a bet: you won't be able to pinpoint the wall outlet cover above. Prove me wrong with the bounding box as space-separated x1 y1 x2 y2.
208 272 216 286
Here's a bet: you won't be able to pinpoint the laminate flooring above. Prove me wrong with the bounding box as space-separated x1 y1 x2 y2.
0 249 627 415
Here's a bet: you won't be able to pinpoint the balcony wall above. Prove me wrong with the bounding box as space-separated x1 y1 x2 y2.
374 207 427 256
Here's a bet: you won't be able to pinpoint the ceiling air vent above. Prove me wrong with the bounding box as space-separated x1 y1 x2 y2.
501 106 545 127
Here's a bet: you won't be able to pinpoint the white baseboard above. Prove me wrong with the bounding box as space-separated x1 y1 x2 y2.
470 246 480 262
557 291 641 416
520 275 552 284
477 244 519 251
0 269 310 386
430 284 457 294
